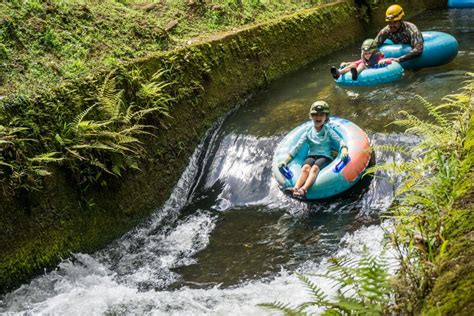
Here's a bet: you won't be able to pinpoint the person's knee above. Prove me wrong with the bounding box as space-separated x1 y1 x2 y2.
311 165 320 173
302 164 311 172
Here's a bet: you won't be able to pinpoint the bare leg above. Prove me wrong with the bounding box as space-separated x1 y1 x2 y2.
356 63 366 74
302 165 320 192
295 164 311 189
339 62 357 75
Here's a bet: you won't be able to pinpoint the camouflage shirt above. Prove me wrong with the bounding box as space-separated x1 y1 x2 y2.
375 21 424 62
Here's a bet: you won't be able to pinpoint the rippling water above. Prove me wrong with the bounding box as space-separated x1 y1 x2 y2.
1 8 473 315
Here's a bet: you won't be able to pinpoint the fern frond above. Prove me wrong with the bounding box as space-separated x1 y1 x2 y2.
68 105 96 135
296 273 330 304
257 302 304 315
71 143 120 153
98 131 141 145
395 111 444 140
0 161 14 169
89 158 114 175
29 152 64 163
32 168 52 177
370 143 410 155
98 73 124 119
415 95 450 128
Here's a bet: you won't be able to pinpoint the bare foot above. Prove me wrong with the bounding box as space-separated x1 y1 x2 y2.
293 188 307 198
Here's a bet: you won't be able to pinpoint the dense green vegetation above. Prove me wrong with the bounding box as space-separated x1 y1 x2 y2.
0 0 329 97
0 0 331 193
0 67 175 196
385 75 473 315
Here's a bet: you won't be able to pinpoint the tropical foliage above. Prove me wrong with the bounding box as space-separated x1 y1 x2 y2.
259 248 392 315
0 68 174 193
368 73 473 313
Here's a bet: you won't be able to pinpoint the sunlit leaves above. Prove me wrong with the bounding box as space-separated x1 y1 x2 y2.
366 74 474 312
259 249 392 315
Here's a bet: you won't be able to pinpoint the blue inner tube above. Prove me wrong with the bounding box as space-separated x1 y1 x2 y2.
379 31 458 69
335 62 404 86
448 0 474 8
272 117 371 200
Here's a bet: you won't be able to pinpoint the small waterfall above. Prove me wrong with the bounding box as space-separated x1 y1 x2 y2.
0 127 416 315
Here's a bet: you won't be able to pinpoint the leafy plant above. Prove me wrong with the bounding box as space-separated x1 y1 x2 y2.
259 248 392 315
0 66 176 192
52 69 174 186
0 125 62 192
365 73 474 313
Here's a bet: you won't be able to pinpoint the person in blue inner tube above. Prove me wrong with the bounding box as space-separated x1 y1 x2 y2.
330 39 391 81
278 101 349 198
374 4 424 64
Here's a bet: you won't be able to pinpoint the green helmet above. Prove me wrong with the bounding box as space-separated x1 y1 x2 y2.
309 101 330 115
361 39 377 52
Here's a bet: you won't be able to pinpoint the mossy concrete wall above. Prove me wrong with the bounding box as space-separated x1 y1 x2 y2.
0 0 446 292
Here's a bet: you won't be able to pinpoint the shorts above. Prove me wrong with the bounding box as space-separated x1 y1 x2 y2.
303 155 332 170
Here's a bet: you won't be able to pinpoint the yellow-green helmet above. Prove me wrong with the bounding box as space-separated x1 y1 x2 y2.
309 101 330 115
361 39 377 52
385 4 405 21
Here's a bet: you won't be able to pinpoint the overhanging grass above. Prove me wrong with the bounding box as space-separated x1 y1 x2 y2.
0 0 331 97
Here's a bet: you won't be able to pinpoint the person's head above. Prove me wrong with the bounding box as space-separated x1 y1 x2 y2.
361 39 377 60
309 101 330 126
385 4 404 33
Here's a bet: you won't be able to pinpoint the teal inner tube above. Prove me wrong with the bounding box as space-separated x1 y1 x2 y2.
335 62 404 86
379 31 458 69
448 0 474 8
272 117 371 200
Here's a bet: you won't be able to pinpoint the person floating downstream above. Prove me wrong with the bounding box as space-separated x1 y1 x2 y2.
278 101 349 198
375 4 424 63
330 39 391 81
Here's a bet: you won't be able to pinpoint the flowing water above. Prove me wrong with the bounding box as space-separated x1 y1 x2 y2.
1 9 473 315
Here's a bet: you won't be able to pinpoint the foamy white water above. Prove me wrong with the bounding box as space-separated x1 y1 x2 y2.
1 128 409 315
1 224 391 315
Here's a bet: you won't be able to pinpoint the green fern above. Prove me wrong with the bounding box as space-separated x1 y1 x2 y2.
376 76 473 312
415 95 450 129
46 69 177 187
259 249 391 315
258 302 306 316
97 72 124 120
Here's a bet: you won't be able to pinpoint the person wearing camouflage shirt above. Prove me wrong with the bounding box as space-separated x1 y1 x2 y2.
375 5 424 63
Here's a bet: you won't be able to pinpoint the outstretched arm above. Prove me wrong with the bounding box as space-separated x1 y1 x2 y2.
375 27 390 47
398 39 423 62
396 24 424 62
